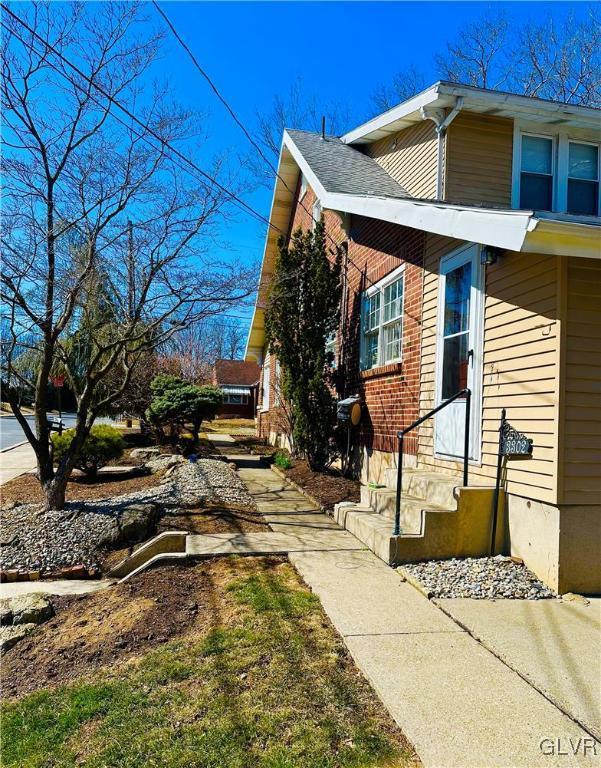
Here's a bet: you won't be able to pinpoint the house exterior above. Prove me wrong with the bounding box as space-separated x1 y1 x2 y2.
245 81 601 594
212 359 260 419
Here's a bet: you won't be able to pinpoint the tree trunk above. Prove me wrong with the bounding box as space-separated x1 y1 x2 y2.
44 472 68 511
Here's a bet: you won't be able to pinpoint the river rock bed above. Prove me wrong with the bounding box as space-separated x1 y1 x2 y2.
0 457 254 577
400 556 556 600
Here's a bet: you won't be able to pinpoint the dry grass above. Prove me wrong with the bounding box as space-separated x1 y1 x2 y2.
2 558 420 768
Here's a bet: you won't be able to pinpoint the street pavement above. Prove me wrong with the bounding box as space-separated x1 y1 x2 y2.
0 413 77 451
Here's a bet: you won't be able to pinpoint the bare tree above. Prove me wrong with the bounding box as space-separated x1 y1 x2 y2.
370 66 427 113
435 11 511 90
159 317 247 382
373 6 600 113
1 2 253 510
244 77 354 186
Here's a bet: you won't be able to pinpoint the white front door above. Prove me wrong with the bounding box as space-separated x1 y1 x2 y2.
434 244 483 462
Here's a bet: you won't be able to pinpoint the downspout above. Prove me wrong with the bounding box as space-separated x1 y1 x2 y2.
421 96 464 200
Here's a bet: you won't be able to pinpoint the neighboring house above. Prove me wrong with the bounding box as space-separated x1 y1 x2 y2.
245 81 601 595
212 359 260 419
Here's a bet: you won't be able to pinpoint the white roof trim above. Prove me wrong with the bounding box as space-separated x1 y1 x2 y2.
342 81 601 145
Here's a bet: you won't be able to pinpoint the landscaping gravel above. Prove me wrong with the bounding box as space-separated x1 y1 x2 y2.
400 556 556 600
0 456 254 576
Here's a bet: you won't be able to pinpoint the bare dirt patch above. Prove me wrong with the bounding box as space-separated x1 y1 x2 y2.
283 461 360 510
1 560 235 699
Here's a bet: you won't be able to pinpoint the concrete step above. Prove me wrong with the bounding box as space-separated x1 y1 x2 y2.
364 487 454 530
382 467 459 508
334 486 504 566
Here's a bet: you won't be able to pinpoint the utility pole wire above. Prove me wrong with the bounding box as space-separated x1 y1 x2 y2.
151 0 379 289
1 6 282 237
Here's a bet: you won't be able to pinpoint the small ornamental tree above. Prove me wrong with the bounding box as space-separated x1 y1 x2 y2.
265 219 342 470
146 375 222 444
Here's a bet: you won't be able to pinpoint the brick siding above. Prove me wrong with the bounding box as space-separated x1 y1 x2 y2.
258 182 424 456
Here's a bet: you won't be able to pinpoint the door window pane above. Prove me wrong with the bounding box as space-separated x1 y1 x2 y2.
442 333 469 399
569 143 598 180
521 135 552 174
443 262 471 336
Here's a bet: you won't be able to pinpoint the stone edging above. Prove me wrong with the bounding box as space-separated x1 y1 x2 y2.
269 464 326 514
1 564 100 583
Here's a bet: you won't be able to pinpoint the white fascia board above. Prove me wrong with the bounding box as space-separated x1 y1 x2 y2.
282 130 329 202
243 138 294 361
341 84 441 145
323 193 533 252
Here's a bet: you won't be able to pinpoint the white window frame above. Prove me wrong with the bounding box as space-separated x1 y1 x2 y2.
515 131 556 212
360 265 405 371
274 359 281 406
512 120 601 215
567 139 601 217
223 393 249 405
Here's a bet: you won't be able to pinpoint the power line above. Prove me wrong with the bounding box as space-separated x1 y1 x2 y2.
151 1 377 289
1 6 281 237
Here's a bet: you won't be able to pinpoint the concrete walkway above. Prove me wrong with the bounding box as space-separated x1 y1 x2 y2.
0 579 115 599
229 453 600 768
0 441 36 485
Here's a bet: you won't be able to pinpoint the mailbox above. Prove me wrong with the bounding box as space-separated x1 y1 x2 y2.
337 395 362 427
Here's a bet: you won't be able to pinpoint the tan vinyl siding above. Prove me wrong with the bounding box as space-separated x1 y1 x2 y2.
444 112 514 207
418 235 561 505
366 121 438 199
560 257 601 505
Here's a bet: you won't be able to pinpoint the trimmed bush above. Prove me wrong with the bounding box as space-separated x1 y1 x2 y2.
52 424 125 477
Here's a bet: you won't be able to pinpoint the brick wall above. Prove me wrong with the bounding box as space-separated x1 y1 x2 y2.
259 182 424 458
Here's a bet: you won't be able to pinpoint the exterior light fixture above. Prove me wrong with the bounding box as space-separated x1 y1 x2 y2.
481 245 502 266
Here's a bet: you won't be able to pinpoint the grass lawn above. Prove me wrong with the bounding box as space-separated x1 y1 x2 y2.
204 418 256 434
2 558 419 768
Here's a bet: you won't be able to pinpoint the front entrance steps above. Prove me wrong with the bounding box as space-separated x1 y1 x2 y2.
333 467 504 565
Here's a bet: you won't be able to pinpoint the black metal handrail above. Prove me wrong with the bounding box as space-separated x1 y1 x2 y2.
393 388 471 536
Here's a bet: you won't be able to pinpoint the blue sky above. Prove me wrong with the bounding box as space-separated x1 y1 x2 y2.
147 1 587 334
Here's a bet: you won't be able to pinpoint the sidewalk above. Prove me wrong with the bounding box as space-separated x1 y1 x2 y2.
0 442 36 485
233 454 600 768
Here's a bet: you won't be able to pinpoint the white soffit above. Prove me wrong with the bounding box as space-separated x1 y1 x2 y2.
342 82 601 144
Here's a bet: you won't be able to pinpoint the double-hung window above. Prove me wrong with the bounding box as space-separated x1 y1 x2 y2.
568 142 600 216
520 134 554 211
361 269 404 370
312 199 322 230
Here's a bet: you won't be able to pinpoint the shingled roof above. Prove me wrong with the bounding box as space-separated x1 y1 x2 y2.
286 129 410 199
214 359 260 387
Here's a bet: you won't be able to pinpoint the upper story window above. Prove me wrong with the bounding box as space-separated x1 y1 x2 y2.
361 267 404 371
568 142 599 216
520 134 554 211
515 128 600 216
